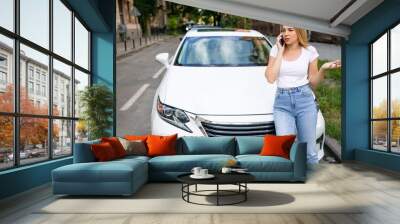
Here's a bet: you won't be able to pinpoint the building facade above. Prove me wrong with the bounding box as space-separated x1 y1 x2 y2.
0 41 77 157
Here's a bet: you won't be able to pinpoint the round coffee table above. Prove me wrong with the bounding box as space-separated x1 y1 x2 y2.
177 172 255 206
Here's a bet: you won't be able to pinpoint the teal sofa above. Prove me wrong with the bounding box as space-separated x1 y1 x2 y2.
52 136 306 196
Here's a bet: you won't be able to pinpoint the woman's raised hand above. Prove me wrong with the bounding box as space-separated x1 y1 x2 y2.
321 59 341 70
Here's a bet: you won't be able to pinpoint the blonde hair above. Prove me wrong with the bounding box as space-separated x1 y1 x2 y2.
280 25 308 48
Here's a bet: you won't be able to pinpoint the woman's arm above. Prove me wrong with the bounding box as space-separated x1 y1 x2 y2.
307 59 321 89
308 59 341 89
265 38 285 83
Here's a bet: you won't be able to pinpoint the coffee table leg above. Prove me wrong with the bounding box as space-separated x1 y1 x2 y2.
187 184 190 202
245 183 247 201
181 184 183 199
217 184 219 206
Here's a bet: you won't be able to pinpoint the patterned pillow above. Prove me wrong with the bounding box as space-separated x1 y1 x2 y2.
118 137 147 156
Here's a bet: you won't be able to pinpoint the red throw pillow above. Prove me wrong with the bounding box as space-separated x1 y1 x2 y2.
146 134 178 157
259 134 296 159
101 137 127 158
91 142 117 161
124 135 148 141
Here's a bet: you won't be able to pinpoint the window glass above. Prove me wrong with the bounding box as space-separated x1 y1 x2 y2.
75 120 88 143
20 117 49 165
391 24 400 70
391 72 400 118
176 36 271 66
372 76 387 119
372 33 387 76
20 44 49 115
391 120 400 153
74 69 89 118
53 0 72 60
74 18 89 69
0 116 13 170
53 119 72 157
0 0 14 31
53 59 72 117
0 0 93 169
372 121 388 151
20 0 49 49
0 35 14 113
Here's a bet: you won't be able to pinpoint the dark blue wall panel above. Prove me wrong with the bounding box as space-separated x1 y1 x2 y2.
343 0 400 172
0 158 72 199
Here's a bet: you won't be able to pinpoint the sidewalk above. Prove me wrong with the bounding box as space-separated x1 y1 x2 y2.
116 34 174 60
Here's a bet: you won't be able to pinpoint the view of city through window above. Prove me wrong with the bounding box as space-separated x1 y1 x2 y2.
371 23 400 153
0 0 90 170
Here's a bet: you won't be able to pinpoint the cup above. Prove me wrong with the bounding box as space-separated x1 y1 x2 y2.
191 167 202 176
221 167 232 174
200 169 208 176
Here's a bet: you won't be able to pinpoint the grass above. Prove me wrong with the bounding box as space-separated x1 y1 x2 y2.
315 60 342 142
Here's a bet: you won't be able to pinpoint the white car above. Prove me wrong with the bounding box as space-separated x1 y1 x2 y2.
151 28 325 160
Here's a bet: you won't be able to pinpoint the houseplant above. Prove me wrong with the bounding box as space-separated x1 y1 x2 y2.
79 84 113 140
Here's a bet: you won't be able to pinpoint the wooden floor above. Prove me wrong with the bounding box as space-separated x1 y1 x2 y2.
1 162 400 224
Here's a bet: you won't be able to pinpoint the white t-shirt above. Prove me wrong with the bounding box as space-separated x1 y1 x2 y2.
269 45 319 88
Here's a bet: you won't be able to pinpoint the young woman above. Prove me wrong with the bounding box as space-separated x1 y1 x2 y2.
265 26 341 164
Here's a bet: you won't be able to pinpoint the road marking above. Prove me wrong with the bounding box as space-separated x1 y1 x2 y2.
152 67 166 79
152 57 174 79
119 83 150 111
120 57 173 111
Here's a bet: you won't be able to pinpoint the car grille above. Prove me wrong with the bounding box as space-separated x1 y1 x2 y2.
200 121 275 137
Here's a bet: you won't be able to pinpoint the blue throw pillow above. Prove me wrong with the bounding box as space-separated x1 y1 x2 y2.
235 136 264 155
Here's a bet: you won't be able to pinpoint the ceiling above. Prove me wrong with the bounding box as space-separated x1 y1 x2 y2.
166 0 384 38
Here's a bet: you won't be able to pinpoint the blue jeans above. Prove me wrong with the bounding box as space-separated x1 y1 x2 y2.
273 83 319 164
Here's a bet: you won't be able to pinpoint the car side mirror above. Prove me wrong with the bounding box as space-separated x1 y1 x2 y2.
155 53 169 67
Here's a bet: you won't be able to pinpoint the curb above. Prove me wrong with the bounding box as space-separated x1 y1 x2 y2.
324 135 342 162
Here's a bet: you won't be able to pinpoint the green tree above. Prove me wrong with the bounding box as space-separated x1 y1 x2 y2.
135 0 157 36
167 15 179 34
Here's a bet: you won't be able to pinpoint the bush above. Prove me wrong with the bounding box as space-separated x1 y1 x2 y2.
315 59 342 142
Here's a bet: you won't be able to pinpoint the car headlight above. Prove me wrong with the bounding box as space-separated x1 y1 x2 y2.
157 96 192 133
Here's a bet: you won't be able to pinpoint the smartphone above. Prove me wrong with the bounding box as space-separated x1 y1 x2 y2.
279 37 285 46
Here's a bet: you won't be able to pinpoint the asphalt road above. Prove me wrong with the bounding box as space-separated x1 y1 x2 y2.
116 36 180 136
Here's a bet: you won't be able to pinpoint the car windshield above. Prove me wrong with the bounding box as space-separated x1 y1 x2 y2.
175 36 271 66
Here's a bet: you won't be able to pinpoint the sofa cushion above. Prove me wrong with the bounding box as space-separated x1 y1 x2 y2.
177 136 236 155
73 139 100 163
148 154 235 172
115 155 150 163
260 135 296 159
235 136 264 155
118 138 147 156
91 142 118 161
101 137 127 158
124 135 148 142
236 155 293 172
146 134 178 157
124 135 149 151
52 159 147 183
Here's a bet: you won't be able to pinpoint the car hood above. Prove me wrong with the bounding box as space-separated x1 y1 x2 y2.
161 66 277 115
